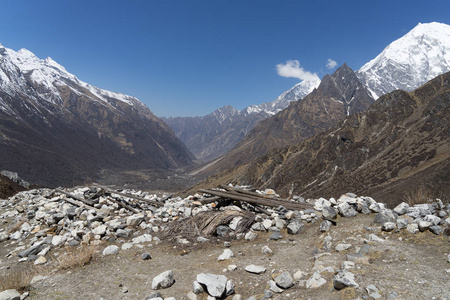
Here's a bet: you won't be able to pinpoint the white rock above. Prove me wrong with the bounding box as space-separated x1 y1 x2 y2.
102 245 119 256
262 219 273 230
245 265 266 274
293 270 306 281
0 289 21 300
34 256 47 265
306 272 327 289
92 224 107 235
152 270 175 290
121 243 133 250
335 243 352 252
196 273 227 298
132 234 152 244
229 217 242 231
218 249 234 261
51 235 65 247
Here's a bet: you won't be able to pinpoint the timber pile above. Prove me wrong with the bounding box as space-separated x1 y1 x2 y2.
199 186 313 211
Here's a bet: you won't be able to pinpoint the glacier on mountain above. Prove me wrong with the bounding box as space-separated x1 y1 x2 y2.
357 22 450 98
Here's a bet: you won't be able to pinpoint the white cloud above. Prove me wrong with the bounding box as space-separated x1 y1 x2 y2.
326 58 337 69
276 60 320 82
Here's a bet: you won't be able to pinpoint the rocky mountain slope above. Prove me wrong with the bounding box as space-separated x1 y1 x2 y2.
0 43 195 187
194 64 374 177
357 22 450 99
204 71 450 204
168 22 450 163
163 78 320 161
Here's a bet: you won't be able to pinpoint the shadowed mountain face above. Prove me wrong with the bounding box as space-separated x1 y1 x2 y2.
194 64 374 177
217 71 450 205
0 44 195 187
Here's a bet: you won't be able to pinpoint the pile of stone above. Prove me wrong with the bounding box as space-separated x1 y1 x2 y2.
373 199 449 235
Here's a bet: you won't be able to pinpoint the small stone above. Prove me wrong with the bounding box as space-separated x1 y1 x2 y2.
141 252 151 260
193 281 204 294
18 244 42 258
393 202 409 215
0 289 20 300
262 245 273 255
126 214 144 226
102 245 119 256
406 223 419 234
322 206 337 220
251 222 266 231
121 243 133 250
306 272 326 289
196 273 227 298
338 202 358 218
262 219 273 230
225 279 235 296
341 261 355 270
320 220 332 232
51 235 65 247
333 270 359 290
229 217 243 231
218 249 234 261
423 214 441 226
373 209 397 224
34 256 47 265
245 265 266 274
429 226 443 235
227 265 237 272
146 292 162 300
216 225 230 237
418 220 432 232
335 244 352 252
152 270 175 290
268 280 283 293
293 270 306 281
245 231 258 241
287 220 304 235
274 271 294 289
269 231 282 240
224 241 231 247
381 222 396 232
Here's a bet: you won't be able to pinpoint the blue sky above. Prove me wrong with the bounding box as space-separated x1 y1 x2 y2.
1 0 450 117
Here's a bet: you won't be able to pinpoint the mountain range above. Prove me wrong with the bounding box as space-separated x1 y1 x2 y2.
163 78 320 161
167 22 450 162
195 71 450 205
0 44 195 186
191 63 374 177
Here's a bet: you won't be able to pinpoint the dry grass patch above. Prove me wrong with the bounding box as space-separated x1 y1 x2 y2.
403 186 436 206
0 267 35 292
56 245 96 270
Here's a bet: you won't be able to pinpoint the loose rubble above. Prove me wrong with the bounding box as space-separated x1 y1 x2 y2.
0 184 448 299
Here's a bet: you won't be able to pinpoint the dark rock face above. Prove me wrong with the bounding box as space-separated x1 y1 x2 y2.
194 64 374 177
234 71 450 206
0 46 195 187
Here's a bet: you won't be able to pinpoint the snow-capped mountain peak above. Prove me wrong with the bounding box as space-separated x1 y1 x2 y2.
357 22 450 98
0 43 137 109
